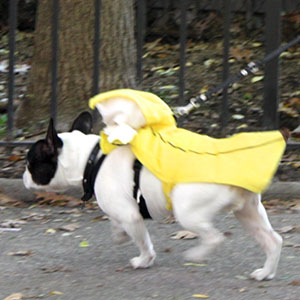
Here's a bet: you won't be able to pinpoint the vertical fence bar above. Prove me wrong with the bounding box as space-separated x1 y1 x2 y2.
7 0 18 139
93 0 101 96
136 0 146 86
178 0 188 105
221 0 231 130
51 0 59 126
263 0 281 129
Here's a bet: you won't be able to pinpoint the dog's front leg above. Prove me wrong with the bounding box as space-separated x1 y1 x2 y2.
95 146 156 268
100 196 156 268
121 215 156 268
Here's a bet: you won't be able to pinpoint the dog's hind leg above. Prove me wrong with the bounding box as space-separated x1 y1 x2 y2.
172 184 228 262
234 194 282 281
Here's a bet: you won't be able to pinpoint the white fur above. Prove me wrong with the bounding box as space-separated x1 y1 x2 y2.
23 99 283 280
95 97 146 144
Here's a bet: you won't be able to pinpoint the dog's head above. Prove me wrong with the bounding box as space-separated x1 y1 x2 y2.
23 112 93 191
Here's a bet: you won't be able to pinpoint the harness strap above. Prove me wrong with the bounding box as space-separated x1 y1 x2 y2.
81 143 152 218
133 159 152 219
81 142 106 203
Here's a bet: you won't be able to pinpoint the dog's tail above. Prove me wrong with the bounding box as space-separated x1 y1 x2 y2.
280 128 290 142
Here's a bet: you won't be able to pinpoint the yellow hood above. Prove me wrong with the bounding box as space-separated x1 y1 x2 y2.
89 89 176 129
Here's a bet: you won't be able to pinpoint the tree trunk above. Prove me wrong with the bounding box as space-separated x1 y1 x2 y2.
16 0 136 131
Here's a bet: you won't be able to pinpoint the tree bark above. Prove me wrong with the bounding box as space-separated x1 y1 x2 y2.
16 0 136 131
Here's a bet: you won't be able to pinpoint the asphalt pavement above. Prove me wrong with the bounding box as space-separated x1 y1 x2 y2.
1 178 300 300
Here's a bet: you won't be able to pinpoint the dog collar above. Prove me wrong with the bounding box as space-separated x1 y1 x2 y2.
81 142 106 204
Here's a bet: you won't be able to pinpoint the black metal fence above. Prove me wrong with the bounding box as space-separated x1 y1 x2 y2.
1 0 300 147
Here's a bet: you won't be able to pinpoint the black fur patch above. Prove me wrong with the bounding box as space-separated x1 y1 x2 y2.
26 139 60 185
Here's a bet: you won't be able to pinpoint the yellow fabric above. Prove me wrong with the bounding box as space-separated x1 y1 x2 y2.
89 89 286 210
89 89 176 129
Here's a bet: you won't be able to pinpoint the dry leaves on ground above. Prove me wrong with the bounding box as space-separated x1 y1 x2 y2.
34 192 82 207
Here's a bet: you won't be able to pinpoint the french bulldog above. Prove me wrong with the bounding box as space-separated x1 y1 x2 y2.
23 111 284 281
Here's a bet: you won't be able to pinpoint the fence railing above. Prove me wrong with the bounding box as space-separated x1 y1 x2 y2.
0 0 299 147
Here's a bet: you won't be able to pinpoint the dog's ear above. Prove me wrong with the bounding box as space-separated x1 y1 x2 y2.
46 118 63 154
70 111 93 134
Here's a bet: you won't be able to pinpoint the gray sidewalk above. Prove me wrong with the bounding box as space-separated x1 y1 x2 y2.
1 178 300 300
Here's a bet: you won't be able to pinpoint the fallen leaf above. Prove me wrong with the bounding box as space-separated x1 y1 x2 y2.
252 42 262 47
223 231 233 237
192 294 210 298
183 263 207 267
58 223 80 232
41 266 71 273
163 248 172 253
230 47 252 61
232 114 245 120
204 58 216 67
251 75 264 83
45 228 56 234
239 288 247 293
0 219 27 228
290 201 300 212
49 291 63 296
21 213 49 221
278 225 295 233
288 280 300 286
8 250 32 256
170 230 197 240
8 154 22 162
79 240 89 247
236 124 248 130
4 293 23 300
92 215 109 222
34 192 82 207
0 194 19 206
157 85 177 91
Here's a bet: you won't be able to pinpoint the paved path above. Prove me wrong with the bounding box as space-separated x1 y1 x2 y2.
1 200 300 300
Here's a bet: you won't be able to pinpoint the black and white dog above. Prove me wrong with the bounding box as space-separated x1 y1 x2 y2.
23 111 283 281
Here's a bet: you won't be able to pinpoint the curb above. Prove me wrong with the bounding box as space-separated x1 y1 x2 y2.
0 178 82 203
1 178 300 203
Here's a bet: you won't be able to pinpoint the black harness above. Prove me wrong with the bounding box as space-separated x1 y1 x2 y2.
81 142 106 202
133 159 152 219
81 142 152 219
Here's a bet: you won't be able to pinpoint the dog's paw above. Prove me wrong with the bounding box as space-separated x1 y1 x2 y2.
130 252 156 269
250 268 275 281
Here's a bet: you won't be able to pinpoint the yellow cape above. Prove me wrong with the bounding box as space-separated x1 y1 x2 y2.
89 89 286 210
